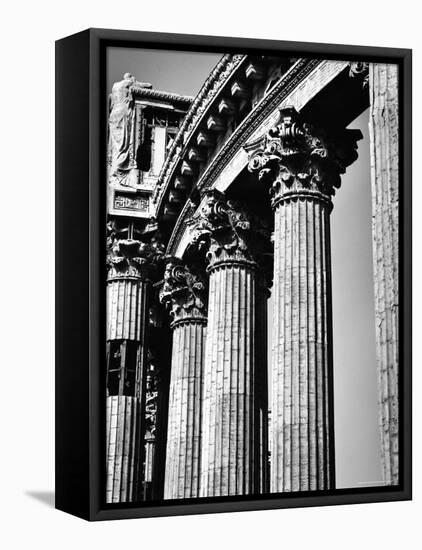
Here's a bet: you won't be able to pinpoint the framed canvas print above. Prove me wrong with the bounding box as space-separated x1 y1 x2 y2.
55 28 412 521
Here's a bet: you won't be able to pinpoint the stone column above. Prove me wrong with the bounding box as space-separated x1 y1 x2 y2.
106 231 160 503
191 192 270 497
369 64 399 486
247 107 362 492
159 261 208 499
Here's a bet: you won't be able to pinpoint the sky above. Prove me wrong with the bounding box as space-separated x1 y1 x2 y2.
107 47 223 98
107 48 382 489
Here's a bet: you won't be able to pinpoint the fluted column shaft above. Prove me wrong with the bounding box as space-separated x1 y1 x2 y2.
246 106 362 493
369 63 399 485
165 319 206 498
191 193 270 497
160 261 208 499
201 256 259 496
106 276 149 503
272 196 333 491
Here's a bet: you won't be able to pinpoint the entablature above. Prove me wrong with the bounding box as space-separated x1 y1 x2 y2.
153 54 297 221
166 58 357 258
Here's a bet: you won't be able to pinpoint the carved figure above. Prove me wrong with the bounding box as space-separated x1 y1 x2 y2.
108 73 152 187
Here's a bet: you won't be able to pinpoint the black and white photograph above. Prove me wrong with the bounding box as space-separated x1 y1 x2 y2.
3 0 420 545
105 46 402 504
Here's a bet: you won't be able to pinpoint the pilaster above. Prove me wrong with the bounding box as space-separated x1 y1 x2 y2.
369 64 399 485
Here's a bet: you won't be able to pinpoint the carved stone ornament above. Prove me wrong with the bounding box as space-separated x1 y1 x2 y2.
189 191 270 269
144 364 158 438
349 61 369 88
152 55 245 204
246 106 362 208
159 260 207 324
106 221 164 280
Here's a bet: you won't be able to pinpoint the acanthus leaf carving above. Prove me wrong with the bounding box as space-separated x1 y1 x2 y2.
188 190 270 269
106 220 165 280
246 106 362 208
159 260 207 324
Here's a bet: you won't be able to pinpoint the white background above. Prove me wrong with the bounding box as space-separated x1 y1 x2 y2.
0 1 419 548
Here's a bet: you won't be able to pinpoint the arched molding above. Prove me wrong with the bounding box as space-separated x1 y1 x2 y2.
167 59 352 258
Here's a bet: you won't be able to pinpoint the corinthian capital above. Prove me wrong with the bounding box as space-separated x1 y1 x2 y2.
159 260 207 325
246 107 362 208
107 222 164 280
189 191 269 269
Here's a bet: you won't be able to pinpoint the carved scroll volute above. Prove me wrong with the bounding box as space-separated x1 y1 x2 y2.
246 106 362 208
159 260 207 325
188 190 270 270
106 221 165 281
349 61 369 88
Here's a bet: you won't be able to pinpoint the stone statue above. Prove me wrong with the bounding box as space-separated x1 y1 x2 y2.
108 73 152 187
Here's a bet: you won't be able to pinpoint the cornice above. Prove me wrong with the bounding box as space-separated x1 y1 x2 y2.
152 54 246 209
131 85 194 105
196 59 321 194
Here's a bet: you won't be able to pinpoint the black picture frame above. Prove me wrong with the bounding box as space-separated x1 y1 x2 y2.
55 28 412 521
